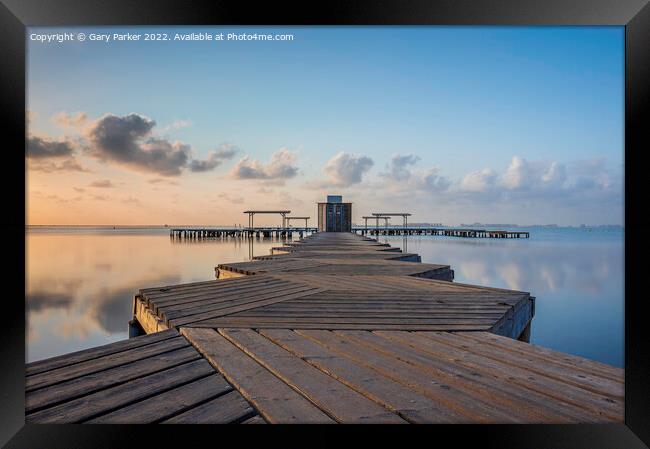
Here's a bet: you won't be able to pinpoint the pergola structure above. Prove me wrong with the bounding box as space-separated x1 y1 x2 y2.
362 215 390 230
243 210 291 229
372 212 412 228
284 216 310 228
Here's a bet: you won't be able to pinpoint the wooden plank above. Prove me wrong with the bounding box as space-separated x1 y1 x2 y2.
276 299 517 306
162 390 256 424
217 259 329 276
241 415 266 424
134 296 170 334
191 316 498 325
375 331 615 423
26 336 190 392
295 329 524 423
257 303 513 310
408 277 530 295
26 359 215 423
259 328 466 423
161 284 321 321
282 290 524 299
179 327 334 423
418 332 624 407
218 259 450 279
282 294 524 304
142 275 278 301
151 278 292 311
459 332 624 381
139 276 258 294
489 295 534 339
86 374 233 423
340 330 621 422
236 310 506 319
26 329 179 377
428 332 623 397
188 321 493 331
169 287 326 327
219 328 405 423
148 277 289 309
26 346 201 413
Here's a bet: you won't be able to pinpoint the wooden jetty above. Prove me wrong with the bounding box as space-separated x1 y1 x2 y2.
26 232 621 424
169 226 530 239
25 329 262 424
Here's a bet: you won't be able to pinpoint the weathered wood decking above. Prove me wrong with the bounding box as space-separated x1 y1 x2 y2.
26 232 623 424
25 329 260 424
215 234 449 279
181 327 622 423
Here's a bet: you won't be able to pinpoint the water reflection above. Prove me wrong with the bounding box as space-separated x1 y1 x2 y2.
25 230 286 362
383 230 624 367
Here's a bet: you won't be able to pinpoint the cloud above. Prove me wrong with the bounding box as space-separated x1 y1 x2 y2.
215 193 244 204
189 144 239 172
160 119 192 132
460 168 498 192
569 158 614 190
33 112 238 176
73 187 85 193
451 155 621 224
31 192 83 204
28 157 89 173
321 152 374 187
502 156 567 190
278 191 304 206
87 113 190 176
381 154 450 193
27 136 75 159
53 111 89 131
122 196 141 205
458 157 571 194
229 148 299 182
84 113 236 176
415 167 452 192
385 154 420 181
27 132 91 172
148 178 178 185
89 179 114 188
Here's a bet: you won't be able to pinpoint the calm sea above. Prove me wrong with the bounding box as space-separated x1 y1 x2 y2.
25 226 624 367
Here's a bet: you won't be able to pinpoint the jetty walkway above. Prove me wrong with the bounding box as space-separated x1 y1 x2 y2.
169 226 530 239
26 232 622 424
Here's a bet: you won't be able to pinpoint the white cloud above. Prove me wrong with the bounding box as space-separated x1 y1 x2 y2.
502 156 567 190
386 154 420 181
381 154 450 193
321 152 374 187
460 168 497 192
160 119 192 132
229 148 299 182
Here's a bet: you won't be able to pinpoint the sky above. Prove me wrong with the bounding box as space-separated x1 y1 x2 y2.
26 26 624 226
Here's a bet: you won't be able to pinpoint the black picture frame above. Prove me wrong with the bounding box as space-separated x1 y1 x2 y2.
2 0 648 447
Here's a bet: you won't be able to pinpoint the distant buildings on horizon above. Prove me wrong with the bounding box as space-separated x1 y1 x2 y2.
459 223 623 229
352 222 623 229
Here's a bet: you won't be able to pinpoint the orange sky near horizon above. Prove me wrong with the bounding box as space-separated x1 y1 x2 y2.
26 167 326 226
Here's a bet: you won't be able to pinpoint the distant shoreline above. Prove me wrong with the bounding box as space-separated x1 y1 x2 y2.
25 224 624 230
